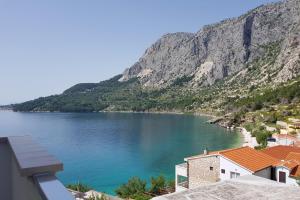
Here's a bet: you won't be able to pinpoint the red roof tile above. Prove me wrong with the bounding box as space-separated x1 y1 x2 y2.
290 166 300 177
219 147 279 172
262 145 300 160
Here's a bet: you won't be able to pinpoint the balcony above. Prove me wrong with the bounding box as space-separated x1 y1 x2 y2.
0 136 74 200
175 162 188 192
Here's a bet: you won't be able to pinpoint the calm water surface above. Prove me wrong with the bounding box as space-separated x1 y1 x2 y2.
0 111 241 194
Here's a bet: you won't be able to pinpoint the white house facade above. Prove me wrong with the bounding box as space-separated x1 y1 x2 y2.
175 145 300 192
219 156 252 180
275 166 298 185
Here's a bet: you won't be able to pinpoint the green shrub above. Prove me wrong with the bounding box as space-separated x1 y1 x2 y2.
167 180 175 189
130 193 152 200
244 123 255 132
115 177 146 199
149 175 166 195
256 130 272 146
66 182 92 193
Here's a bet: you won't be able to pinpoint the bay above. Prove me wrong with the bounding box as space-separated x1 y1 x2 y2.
0 111 241 194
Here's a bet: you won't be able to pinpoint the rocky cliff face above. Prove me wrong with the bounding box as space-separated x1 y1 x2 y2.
120 0 300 88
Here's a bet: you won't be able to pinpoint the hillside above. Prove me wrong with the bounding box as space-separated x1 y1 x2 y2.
13 0 300 119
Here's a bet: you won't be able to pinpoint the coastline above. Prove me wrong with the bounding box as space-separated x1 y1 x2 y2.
10 109 246 148
11 109 246 146
99 110 185 115
236 126 257 148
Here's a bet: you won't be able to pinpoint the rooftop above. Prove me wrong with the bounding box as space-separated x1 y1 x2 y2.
153 175 300 200
219 147 279 172
262 145 300 160
186 147 279 172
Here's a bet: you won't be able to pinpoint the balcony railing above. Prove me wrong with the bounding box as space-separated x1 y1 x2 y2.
177 181 188 188
0 136 74 200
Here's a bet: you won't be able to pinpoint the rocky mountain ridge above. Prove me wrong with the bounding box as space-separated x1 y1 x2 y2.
120 0 300 88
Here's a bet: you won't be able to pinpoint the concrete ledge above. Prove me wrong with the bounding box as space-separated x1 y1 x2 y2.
6 136 63 176
34 174 74 200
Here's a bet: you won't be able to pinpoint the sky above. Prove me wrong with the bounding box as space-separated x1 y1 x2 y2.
0 0 278 105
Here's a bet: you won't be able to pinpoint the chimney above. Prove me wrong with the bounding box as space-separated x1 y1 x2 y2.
203 147 209 155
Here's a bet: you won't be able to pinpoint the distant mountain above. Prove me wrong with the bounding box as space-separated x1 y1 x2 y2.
0 105 12 110
13 0 300 114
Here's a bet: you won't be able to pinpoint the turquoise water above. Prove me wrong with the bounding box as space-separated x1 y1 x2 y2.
0 111 241 194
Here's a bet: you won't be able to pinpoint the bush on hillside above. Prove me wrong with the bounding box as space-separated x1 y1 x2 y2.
149 175 166 194
115 177 147 199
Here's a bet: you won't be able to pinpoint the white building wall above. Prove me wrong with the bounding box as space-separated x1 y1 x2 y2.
277 138 294 145
219 156 252 181
275 166 298 186
254 167 271 179
175 164 187 192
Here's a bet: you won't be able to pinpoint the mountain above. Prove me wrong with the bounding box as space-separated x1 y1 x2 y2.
13 0 300 116
120 0 300 87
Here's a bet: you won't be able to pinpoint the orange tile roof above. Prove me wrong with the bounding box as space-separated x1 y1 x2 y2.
276 160 299 170
290 166 300 177
219 147 279 172
262 145 300 160
286 152 300 162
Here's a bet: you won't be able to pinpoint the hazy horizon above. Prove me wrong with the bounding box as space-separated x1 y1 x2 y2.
0 0 277 105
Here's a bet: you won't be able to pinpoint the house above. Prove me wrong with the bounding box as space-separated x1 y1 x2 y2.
0 136 74 200
175 146 278 191
175 145 300 192
272 133 298 146
262 145 300 185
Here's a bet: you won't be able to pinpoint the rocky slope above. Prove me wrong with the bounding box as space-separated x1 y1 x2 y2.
120 0 300 88
12 0 300 113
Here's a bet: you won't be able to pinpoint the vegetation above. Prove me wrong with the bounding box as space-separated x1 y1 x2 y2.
87 196 101 200
115 177 148 199
14 73 299 114
66 182 93 193
115 175 175 200
88 194 109 200
232 79 300 111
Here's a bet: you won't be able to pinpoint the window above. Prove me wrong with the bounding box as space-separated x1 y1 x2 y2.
230 172 240 179
221 169 225 174
210 167 213 171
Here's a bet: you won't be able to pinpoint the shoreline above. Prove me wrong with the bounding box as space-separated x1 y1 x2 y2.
8 109 246 147
13 107 247 142
236 126 257 148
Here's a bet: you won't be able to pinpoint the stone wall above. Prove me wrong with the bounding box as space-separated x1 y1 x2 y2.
188 155 220 189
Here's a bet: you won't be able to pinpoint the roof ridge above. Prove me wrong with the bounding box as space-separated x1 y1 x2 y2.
218 146 249 154
287 152 300 155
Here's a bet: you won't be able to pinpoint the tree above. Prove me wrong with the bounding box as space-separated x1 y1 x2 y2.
256 130 272 147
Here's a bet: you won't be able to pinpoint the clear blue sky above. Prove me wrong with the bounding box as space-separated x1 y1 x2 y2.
0 0 277 105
